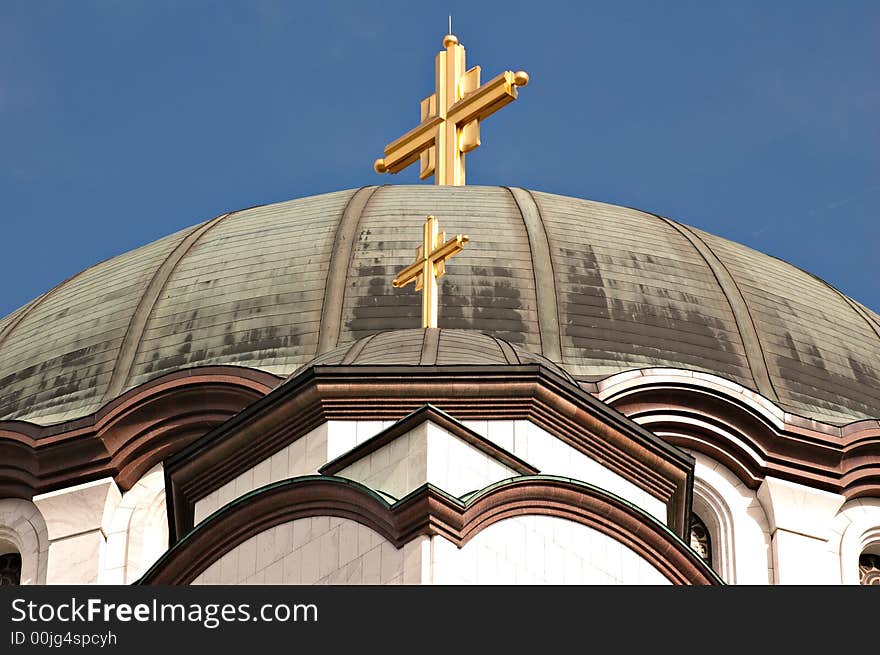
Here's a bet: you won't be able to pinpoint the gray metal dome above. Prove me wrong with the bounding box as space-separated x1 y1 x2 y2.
0 185 878 425
286 328 576 383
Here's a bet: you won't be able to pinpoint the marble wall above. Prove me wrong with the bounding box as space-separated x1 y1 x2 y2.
190 513 671 585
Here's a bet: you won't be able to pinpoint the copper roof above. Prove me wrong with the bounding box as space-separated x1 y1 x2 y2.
0 185 878 425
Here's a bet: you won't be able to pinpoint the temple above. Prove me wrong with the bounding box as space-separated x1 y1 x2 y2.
0 33 879 586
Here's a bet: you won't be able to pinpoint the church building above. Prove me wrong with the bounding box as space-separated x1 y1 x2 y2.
1 33 878 587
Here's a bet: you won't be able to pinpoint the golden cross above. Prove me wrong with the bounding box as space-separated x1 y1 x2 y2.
374 33 529 186
392 215 469 328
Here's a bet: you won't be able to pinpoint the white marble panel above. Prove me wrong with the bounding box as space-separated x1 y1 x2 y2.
191 516 405 585
33 478 121 540
512 421 666 521
429 515 670 585
336 420 520 500
193 421 398 526
102 464 168 584
45 531 105 584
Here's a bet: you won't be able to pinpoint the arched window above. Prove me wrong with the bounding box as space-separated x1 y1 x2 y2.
0 551 22 586
859 549 880 586
689 513 712 566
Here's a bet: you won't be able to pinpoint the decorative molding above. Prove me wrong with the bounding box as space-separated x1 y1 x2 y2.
601 372 880 499
163 365 694 542
138 476 721 586
0 367 278 499
318 404 538 477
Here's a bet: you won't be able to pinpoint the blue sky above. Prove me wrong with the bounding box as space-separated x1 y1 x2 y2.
1 1 878 317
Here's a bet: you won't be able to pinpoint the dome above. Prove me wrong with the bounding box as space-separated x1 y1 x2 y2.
286 328 575 382
1 185 878 426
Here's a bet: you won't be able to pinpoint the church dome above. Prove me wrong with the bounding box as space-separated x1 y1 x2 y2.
1 185 878 426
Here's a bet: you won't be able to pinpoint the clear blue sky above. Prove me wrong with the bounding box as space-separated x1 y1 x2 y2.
1 1 878 317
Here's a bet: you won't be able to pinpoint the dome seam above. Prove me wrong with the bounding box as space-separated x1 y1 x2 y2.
418 328 440 365
340 331 377 364
0 259 100 351
316 185 382 356
100 211 239 403
643 212 781 404
504 187 562 361
774 257 880 344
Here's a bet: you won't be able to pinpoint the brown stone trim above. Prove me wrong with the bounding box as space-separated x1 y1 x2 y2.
139 476 720 585
607 380 880 498
164 365 694 542
318 404 539 477
0 366 278 498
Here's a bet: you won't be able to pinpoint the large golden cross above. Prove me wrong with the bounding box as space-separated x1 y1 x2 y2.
392 215 469 328
374 33 529 186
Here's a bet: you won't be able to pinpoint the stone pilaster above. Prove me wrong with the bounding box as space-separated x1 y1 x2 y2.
33 478 121 584
757 476 845 584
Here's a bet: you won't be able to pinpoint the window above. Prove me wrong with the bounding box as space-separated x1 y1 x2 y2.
689 513 712 566
0 552 21 586
859 551 880 586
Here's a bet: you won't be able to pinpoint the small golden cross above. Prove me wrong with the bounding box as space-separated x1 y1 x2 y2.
374 33 529 186
392 215 469 328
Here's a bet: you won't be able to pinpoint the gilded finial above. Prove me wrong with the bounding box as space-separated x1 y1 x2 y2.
373 30 530 186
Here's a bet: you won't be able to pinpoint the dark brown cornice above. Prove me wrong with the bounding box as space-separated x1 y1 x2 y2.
607 381 880 498
0 366 278 498
164 364 695 543
318 403 538 477
138 476 721 586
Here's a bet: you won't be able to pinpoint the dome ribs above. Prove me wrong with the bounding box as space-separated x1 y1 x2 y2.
505 187 562 361
101 212 237 404
654 216 781 404
316 185 382 355
418 327 440 365
1 186 877 426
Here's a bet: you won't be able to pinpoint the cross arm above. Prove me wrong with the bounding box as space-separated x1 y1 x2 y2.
446 71 528 130
392 260 424 288
376 115 443 174
429 234 470 266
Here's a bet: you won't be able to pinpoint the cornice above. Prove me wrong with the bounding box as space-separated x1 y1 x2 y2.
164 364 694 542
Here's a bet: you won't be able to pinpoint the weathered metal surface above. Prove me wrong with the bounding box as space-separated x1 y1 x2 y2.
531 191 754 387
286 328 571 379
695 227 880 424
126 190 356 389
0 227 192 424
341 185 541 351
0 185 878 426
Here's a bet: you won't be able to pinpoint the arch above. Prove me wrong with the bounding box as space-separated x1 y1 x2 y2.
0 365 277 498
103 464 168 584
685 450 773 585
0 499 48 585
833 498 880 585
139 475 721 585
